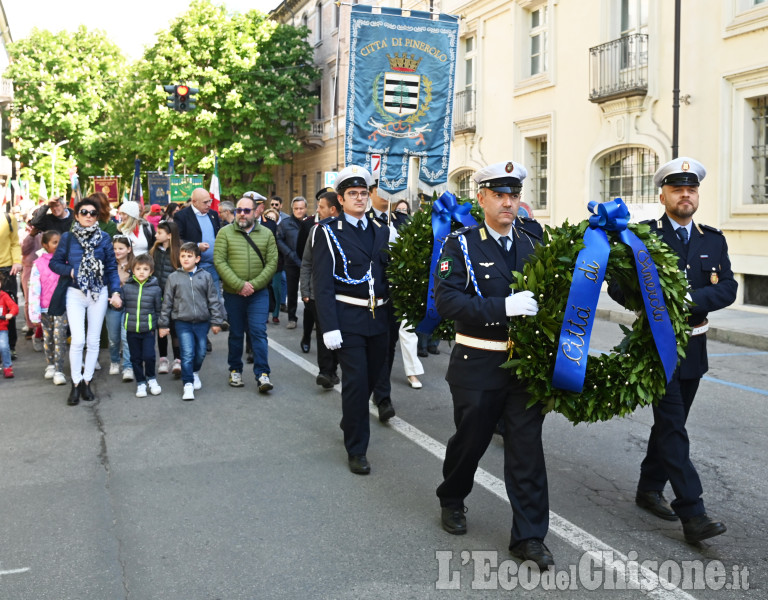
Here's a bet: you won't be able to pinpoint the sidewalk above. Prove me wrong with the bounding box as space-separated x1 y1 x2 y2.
596 289 768 351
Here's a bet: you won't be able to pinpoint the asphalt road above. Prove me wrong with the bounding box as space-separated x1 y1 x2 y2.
0 315 766 599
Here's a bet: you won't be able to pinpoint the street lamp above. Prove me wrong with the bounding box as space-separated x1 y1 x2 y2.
35 139 70 198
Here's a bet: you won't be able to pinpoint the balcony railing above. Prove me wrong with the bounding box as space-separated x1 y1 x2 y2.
589 33 648 103
453 90 476 133
299 119 325 148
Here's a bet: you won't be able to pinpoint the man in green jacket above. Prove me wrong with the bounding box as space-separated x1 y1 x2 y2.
214 193 278 393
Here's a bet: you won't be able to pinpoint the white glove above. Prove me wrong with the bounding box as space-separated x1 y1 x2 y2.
323 329 343 350
505 290 538 317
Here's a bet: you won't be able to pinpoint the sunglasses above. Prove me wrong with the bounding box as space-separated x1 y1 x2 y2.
235 207 253 215
270 203 280 207
79 209 99 217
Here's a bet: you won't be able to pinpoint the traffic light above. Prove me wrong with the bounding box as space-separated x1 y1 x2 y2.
163 84 198 112
164 84 177 110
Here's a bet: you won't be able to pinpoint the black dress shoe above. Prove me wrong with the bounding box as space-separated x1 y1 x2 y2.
348 455 371 475
67 383 80 406
635 490 677 521
441 507 467 535
417 349 429 358
79 380 95 401
301 337 311 353
509 539 555 570
682 514 727 543
377 398 395 423
330 374 340 385
316 373 335 389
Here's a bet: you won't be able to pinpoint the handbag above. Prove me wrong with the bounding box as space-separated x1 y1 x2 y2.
47 234 73 317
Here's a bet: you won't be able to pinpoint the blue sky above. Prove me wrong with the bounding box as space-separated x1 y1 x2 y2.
5 0 282 60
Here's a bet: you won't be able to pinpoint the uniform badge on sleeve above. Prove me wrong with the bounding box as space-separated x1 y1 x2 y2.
438 257 453 279
710 272 719 284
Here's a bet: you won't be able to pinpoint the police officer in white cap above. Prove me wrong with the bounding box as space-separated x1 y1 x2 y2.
433 160 554 569
610 156 737 543
311 165 391 475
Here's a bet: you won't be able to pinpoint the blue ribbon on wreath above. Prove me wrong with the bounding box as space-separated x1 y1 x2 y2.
551 198 678 393
417 191 478 334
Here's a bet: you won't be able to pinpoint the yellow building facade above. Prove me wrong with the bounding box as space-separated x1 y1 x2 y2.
271 0 768 308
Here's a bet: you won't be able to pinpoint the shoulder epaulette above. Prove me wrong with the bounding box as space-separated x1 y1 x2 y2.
518 225 542 241
700 223 724 235
519 216 537 223
448 226 473 238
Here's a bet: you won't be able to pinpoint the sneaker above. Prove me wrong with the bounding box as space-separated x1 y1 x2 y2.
53 371 67 385
136 383 148 398
122 368 134 382
157 357 170 374
147 379 162 395
229 371 244 387
182 383 195 401
171 359 181 378
3 367 14 378
258 373 273 393
286 320 297 329
44 365 56 379
193 372 202 390
33 337 44 352
109 362 121 375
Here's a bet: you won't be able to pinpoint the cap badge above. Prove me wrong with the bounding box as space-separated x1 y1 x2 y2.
505 162 514 173
682 161 690 171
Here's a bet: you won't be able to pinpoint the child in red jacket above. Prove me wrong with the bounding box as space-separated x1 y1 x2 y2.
0 270 20 378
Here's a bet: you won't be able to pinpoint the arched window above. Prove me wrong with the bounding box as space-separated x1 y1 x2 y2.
600 146 658 203
455 170 476 200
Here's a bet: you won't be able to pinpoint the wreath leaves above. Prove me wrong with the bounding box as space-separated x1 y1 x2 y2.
505 221 691 424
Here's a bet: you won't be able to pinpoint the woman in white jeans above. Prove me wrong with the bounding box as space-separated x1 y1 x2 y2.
49 197 122 405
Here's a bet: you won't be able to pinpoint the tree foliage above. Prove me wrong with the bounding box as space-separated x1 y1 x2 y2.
4 0 319 200
111 0 319 197
5 26 126 195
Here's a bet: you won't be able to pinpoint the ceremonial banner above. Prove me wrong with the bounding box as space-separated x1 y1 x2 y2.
93 176 120 204
345 5 459 199
170 174 203 203
147 172 170 207
129 158 144 208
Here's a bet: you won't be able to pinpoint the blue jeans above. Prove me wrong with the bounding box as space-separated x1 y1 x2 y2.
0 329 11 368
105 307 131 369
127 330 157 384
270 272 284 318
175 320 209 385
224 288 269 376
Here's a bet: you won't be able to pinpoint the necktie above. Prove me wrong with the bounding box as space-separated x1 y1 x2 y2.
499 237 510 252
676 227 689 245
357 220 365 231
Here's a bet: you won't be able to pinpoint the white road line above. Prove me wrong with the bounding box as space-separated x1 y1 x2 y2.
0 567 30 576
268 338 698 600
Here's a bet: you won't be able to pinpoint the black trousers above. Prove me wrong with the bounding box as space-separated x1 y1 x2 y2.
127 330 157 384
437 380 549 545
284 264 301 322
302 298 315 344
638 371 704 519
336 331 388 457
308 299 337 377
372 303 399 405
0 267 18 350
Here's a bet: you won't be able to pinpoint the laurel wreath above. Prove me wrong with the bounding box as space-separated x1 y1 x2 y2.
504 220 691 424
388 198 483 340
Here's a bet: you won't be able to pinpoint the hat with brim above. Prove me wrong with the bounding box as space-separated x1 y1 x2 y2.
477 177 523 194
335 165 373 194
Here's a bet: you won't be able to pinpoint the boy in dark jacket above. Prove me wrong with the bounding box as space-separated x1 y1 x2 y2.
122 254 164 397
159 242 224 401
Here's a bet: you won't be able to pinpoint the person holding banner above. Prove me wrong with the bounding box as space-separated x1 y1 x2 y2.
433 161 554 569
311 165 391 476
610 157 736 543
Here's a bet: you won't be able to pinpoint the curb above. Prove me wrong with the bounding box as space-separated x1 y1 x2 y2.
596 309 768 352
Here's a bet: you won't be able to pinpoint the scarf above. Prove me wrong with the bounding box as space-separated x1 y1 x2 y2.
72 221 105 301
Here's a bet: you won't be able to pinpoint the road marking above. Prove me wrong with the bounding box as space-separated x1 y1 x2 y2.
709 351 768 357
0 567 30 577
269 338 698 600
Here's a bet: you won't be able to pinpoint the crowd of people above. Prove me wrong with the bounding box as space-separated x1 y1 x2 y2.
0 154 734 569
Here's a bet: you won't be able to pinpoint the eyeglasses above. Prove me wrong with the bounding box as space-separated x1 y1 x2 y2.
235 207 253 215
345 191 369 200
79 209 99 217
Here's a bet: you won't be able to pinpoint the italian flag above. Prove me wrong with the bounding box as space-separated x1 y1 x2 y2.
209 155 220 213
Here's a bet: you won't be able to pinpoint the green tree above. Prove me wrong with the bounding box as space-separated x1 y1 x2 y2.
112 0 319 198
4 26 127 190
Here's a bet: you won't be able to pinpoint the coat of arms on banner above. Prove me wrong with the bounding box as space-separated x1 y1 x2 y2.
371 53 432 143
